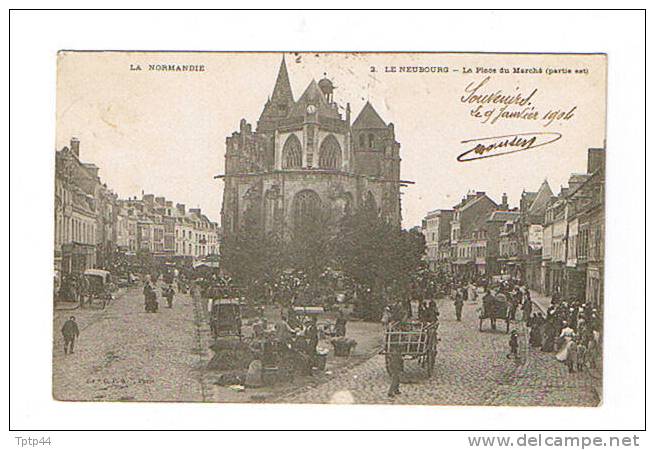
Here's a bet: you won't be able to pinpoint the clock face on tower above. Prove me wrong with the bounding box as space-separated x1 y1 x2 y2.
306 105 316 115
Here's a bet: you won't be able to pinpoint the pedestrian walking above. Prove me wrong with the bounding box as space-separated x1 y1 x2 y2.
387 345 403 398
381 306 392 327
306 317 319 368
522 290 532 324
454 291 464 321
507 329 519 360
529 312 544 348
555 322 577 373
78 276 88 308
427 300 439 322
335 309 347 337
144 283 158 313
576 340 587 372
61 316 80 355
418 300 428 322
164 284 175 308
586 329 601 369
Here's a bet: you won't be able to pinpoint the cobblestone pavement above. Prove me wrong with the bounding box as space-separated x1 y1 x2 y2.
279 298 601 406
53 284 210 402
52 288 601 405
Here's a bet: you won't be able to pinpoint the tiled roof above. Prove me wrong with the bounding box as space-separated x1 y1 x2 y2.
270 56 294 105
488 211 520 222
528 180 554 215
352 101 387 129
288 79 340 120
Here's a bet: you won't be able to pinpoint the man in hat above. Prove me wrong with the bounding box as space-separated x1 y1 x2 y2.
507 329 519 360
387 344 403 398
454 290 464 321
163 283 175 308
61 316 80 355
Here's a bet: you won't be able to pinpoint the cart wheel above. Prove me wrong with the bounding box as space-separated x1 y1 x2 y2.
384 354 392 376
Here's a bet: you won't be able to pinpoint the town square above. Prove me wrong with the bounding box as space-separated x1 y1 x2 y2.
52 52 605 406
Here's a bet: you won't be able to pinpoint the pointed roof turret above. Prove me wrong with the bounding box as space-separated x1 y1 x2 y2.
270 55 294 105
288 79 340 119
528 179 554 215
257 56 295 131
352 101 387 129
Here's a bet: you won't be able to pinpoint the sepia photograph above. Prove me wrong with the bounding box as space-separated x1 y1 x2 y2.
51 51 607 407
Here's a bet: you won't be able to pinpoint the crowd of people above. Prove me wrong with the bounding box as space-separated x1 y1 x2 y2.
442 274 602 374
527 298 602 373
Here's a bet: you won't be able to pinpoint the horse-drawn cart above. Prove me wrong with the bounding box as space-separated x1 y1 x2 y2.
479 293 510 333
83 269 114 309
382 321 439 377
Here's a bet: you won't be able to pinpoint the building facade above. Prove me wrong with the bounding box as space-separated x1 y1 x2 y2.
449 191 498 276
55 138 101 273
518 180 554 292
537 148 605 302
422 209 453 271
219 57 402 240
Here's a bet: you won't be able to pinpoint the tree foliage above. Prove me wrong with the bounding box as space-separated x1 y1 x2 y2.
221 197 427 314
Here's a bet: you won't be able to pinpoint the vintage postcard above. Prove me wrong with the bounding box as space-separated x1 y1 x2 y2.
53 51 606 406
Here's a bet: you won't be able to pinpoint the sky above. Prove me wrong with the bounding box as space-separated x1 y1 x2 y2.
55 52 606 227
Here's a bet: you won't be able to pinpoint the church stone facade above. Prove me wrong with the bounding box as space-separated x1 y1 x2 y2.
220 57 402 238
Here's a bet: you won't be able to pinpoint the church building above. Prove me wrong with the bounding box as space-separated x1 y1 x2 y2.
219 57 402 238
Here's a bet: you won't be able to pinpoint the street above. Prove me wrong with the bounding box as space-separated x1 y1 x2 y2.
53 287 600 406
279 297 601 406
53 284 211 402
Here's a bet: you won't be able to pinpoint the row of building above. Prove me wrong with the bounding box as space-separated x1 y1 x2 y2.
422 147 605 307
55 138 220 275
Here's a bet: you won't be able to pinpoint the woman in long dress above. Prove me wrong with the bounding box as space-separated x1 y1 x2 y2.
555 322 577 372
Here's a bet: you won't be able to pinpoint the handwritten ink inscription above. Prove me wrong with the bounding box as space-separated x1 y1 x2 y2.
458 132 562 162
458 76 577 162
461 76 577 127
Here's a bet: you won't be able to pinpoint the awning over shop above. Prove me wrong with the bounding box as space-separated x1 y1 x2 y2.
452 259 474 265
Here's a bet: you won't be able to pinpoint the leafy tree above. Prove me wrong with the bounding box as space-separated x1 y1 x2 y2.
221 205 284 298
284 205 338 282
336 201 426 320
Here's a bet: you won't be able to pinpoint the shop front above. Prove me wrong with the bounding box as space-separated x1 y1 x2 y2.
61 242 96 274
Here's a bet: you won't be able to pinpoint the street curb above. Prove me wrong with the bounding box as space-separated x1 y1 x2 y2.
54 302 81 311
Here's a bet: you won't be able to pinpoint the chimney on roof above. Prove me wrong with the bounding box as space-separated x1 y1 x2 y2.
176 203 186 215
501 193 508 210
189 208 201 215
587 147 605 173
70 137 80 158
143 194 155 207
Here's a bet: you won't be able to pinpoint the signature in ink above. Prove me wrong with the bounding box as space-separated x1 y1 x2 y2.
457 131 562 162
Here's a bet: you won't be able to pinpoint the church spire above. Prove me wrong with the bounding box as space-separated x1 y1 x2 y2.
271 55 294 104
257 55 295 131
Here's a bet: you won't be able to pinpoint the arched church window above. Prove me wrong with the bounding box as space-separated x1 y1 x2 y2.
364 191 377 214
359 134 366 149
293 189 321 230
282 134 302 169
318 135 342 170
368 133 375 148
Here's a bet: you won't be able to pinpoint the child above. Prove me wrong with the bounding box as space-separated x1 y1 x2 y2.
507 329 519 359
